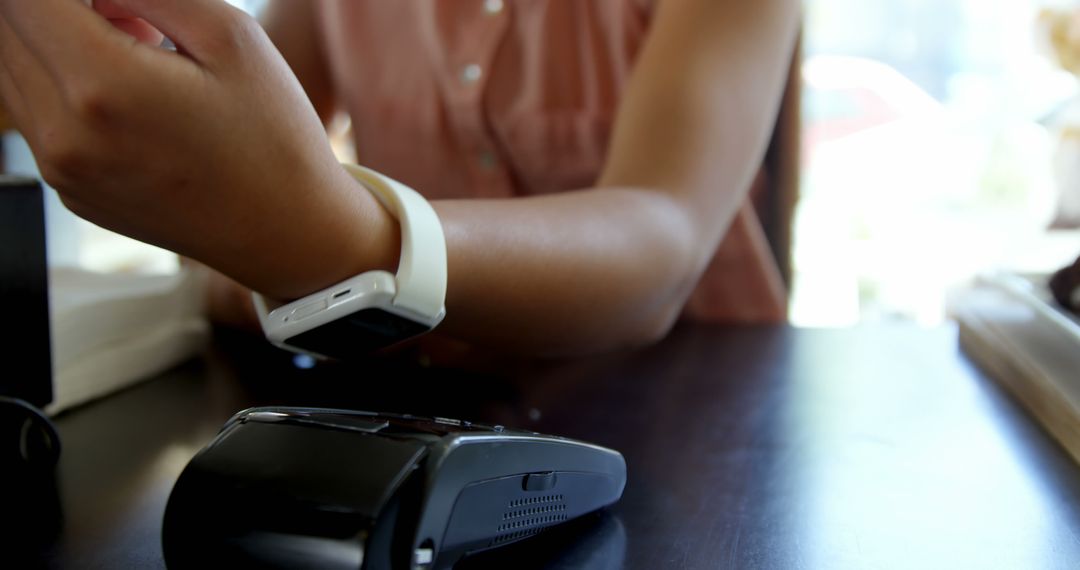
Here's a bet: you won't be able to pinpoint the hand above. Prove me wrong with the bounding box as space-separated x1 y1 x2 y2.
0 0 390 299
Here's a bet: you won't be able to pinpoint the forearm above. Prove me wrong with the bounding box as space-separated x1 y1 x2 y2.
432 187 697 356
429 1 801 356
602 0 800 245
219 178 697 357
259 0 337 125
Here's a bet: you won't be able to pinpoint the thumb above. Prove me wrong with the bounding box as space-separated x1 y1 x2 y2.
96 0 255 62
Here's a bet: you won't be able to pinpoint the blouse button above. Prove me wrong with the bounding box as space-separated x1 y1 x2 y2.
478 150 498 170
460 63 483 85
484 0 504 15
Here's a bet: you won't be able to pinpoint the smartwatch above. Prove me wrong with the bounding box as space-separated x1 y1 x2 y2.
253 164 447 360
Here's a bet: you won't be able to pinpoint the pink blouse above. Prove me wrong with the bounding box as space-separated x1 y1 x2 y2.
314 0 787 323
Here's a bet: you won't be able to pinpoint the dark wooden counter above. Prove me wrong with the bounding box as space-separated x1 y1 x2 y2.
16 323 1080 568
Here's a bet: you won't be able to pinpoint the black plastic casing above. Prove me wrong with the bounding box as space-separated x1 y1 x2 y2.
161 408 626 569
0 176 51 407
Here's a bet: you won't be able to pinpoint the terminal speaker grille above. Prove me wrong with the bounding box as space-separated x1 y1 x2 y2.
490 494 568 546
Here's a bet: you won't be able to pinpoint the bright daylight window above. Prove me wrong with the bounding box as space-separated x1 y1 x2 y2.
792 0 1080 326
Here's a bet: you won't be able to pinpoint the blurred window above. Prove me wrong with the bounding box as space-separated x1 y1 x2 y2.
792 0 1080 326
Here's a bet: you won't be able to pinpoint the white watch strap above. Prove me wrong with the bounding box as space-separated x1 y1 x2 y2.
341 164 447 322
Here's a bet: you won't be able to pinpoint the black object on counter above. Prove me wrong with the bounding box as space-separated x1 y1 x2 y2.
0 178 62 558
1050 254 1080 314
0 176 52 408
162 408 626 570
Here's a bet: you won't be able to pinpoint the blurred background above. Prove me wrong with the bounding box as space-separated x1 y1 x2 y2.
793 0 1080 326
6 0 1080 329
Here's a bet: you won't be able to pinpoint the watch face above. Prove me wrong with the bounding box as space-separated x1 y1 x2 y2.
283 308 430 360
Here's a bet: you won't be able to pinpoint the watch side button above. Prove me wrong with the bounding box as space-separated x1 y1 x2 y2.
290 299 328 321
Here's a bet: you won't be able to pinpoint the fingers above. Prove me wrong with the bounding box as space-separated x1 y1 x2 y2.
92 0 136 19
101 0 259 64
0 15 65 144
0 9 136 192
0 0 121 78
0 0 264 82
0 64 28 134
105 17 165 46
93 0 165 46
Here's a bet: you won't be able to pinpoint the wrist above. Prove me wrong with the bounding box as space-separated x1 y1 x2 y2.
214 162 401 303
251 164 448 360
